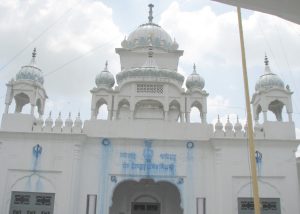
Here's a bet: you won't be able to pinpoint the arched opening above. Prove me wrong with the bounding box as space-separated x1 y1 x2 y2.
14 93 30 114
190 101 202 123
117 99 131 120
134 100 164 120
109 179 183 214
268 100 285 122
96 99 108 120
168 100 180 122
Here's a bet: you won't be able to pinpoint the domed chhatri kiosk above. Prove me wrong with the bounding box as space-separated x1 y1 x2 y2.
1 4 300 214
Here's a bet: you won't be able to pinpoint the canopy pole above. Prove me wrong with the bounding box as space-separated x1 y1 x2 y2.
236 7 261 214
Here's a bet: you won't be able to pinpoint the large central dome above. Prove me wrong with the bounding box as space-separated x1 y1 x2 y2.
126 23 174 49
121 4 177 50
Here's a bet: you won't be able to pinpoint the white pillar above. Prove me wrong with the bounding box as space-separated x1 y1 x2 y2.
30 104 35 115
108 109 112 120
91 109 96 120
4 104 9 114
164 111 169 121
180 112 184 123
186 112 190 123
263 111 267 122
68 144 82 214
202 113 207 124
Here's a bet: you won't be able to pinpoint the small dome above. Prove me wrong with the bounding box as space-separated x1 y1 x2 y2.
65 112 73 127
16 48 44 85
55 112 63 127
186 64 205 90
215 115 223 131
255 56 284 91
225 116 233 131
74 112 83 127
234 116 242 132
45 112 53 127
95 61 115 88
124 4 175 50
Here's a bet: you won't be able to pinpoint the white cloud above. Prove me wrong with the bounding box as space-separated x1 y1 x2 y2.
46 1 120 53
0 0 124 118
160 2 300 75
159 1 300 131
208 95 230 110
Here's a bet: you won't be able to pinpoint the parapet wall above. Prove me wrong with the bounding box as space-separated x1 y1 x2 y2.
0 113 296 140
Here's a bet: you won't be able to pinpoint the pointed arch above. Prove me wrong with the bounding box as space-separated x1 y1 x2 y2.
14 92 30 113
268 99 285 121
190 101 203 123
134 99 164 120
95 98 108 120
117 99 131 120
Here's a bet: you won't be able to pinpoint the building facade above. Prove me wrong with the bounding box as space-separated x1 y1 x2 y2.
0 4 300 214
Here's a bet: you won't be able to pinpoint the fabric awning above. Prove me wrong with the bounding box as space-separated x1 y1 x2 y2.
211 0 300 24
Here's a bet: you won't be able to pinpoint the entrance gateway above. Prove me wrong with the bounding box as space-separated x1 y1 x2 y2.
109 179 183 214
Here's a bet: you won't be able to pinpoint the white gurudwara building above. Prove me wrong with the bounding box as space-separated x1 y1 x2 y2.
0 4 300 214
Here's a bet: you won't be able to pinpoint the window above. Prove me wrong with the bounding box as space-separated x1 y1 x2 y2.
9 191 55 214
136 84 163 94
35 196 52 206
238 198 281 214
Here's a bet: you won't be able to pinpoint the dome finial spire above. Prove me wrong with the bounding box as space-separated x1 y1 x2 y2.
193 63 197 74
32 48 37 58
104 60 108 71
30 48 37 65
264 54 269 66
148 3 154 23
264 54 272 74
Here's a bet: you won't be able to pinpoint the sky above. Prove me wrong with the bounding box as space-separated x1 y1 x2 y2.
0 0 300 152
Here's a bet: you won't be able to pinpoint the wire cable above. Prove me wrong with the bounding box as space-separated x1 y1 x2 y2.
0 0 83 73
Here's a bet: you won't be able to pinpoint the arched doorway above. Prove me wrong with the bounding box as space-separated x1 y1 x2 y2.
109 179 183 214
